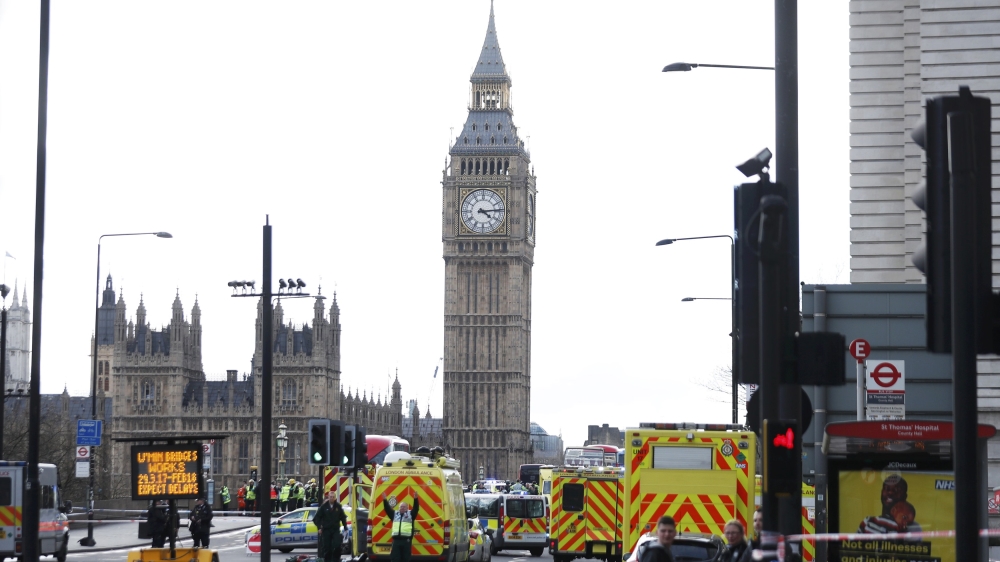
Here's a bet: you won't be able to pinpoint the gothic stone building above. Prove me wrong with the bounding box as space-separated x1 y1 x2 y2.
106 284 402 497
441 4 535 480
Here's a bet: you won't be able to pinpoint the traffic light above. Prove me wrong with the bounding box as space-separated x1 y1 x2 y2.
329 420 345 467
343 425 357 468
911 86 995 353
308 419 331 465
911 94 955 352
763 419 799 495
250 466 258 482
355 426 368 467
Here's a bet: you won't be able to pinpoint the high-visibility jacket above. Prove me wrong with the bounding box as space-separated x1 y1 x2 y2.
220 486 231 505
280 485 290 501
246 485 256 501
294 484 305 500
270 486 278 500
392 512 414 538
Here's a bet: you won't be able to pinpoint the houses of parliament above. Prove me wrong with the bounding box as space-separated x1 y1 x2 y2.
93 275 405 495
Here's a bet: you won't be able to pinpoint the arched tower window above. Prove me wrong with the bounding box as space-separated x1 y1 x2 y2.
281 379 297 406
142 380 155 402
461 159 466 175
104 378 109 392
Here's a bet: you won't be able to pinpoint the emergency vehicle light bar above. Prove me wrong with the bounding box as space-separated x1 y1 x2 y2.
638 423 746 431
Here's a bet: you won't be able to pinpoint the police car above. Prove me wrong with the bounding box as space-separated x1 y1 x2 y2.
244 507 351 554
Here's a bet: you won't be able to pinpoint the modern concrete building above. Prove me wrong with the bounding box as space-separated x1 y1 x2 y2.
441 3 536 479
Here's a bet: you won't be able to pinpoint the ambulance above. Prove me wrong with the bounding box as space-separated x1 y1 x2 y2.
368 451 469 562
0 461 71 562
623 423 755 553
491 494 548 557
548 466 624 562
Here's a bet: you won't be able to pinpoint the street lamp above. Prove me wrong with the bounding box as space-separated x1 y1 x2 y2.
681 297 731 302
656 234 737 424
662 62 774 72
276 422 288 487
229 216 313 562
81 231 171 548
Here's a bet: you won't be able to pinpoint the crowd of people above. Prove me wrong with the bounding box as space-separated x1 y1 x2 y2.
220 477 323 514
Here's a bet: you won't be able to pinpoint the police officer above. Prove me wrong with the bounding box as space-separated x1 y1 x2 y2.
220 485 232 513
189 497 214 548
279 481 291 512
146 499 168 548
245 479 257 514
313 490 348 562
293 479 306 510
381 492 421 562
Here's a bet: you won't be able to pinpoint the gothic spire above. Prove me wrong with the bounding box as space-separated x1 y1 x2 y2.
471 0 507 82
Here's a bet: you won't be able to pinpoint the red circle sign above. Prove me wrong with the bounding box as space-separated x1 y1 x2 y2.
849 338 871 362
77 447 89 458
870 362 901 388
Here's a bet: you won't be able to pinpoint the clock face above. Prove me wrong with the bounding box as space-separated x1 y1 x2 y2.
526 194 535 238
461 189 506 234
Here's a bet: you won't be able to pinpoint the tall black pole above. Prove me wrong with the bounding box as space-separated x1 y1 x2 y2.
775 0 802 555
25 0 51 559
260 218 273 561
730 242 738 424
0 307 7 456
948 110 981 561
80 241 102 547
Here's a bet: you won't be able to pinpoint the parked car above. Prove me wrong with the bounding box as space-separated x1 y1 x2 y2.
243 506 352 555
624 532 725 562
468 518 493 562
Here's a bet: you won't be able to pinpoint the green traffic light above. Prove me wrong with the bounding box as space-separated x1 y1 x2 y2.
313 452 323 462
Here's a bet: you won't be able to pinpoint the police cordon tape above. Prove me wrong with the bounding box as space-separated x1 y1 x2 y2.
749 527 1000 560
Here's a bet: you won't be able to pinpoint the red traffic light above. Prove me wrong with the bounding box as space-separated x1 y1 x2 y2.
773 428 795 449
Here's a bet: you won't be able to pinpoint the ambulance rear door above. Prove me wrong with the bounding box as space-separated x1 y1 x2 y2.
0 466 21 554
584 476 619 555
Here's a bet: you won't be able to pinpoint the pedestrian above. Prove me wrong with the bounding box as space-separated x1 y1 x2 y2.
313 490 348 562
146 499 168 548
270 480 278 509
306 478 320 506
245 479 257 514
382 493 420 562
294 479 306 509
510 481 524 492
638 516 676 562
279 480 291 512
189 497 214 548
749 509 762 551
237 484 246 514
722 520 751 562
220 484 232 513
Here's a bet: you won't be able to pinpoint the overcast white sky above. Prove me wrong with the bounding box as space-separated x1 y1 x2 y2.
0 1 848 449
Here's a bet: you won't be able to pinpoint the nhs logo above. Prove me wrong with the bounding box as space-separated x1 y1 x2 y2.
935 480 955 490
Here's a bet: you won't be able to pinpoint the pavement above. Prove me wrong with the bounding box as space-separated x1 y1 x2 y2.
67 515 258 553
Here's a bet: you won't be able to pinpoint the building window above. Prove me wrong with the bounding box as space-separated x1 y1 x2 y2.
281 380 297 406
238 438 249 475
141 380 155 403
104 378 109 392
213 445 222 474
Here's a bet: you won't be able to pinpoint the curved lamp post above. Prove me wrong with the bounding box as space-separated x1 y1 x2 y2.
81 231 171 547
656 235 737 423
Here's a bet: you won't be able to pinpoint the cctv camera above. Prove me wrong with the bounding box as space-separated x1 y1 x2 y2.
736 148 773 179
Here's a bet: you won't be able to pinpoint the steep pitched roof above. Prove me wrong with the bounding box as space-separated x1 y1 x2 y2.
471 1 507 82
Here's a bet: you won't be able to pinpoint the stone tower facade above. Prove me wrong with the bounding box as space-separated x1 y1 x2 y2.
3 283 31 394
91 275 118 398
106 285 403 498
441 4 535 480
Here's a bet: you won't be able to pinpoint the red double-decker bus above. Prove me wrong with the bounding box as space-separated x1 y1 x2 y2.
365 435 409 465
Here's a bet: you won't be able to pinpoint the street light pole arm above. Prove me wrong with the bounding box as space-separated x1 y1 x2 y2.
656 234 734 246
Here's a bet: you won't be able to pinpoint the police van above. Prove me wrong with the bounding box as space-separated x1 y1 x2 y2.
0 461 71 562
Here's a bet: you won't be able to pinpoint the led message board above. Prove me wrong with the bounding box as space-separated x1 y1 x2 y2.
130 444 203 500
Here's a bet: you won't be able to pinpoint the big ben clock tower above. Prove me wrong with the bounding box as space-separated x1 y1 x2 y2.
441 3 535 480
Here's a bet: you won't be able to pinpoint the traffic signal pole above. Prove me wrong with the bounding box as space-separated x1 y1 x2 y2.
948 108 982 561
260 219 273 561
774 1 802 556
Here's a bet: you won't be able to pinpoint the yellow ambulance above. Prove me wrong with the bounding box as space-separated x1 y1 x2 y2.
549 466 624 562
368 452 469 562
623 423 755 553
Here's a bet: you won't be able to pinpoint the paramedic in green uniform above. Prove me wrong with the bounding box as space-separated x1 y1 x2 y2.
381 493 421 562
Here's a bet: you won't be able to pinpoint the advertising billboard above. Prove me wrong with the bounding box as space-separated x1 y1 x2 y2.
835 468 954 562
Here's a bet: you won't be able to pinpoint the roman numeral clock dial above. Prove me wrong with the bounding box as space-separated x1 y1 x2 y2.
461 189 506 234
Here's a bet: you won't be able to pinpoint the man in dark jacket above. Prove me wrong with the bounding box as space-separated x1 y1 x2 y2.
313 490 348 562
146 500 168 548
189 497 214 548
638 516 676 562
382 493 421 562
